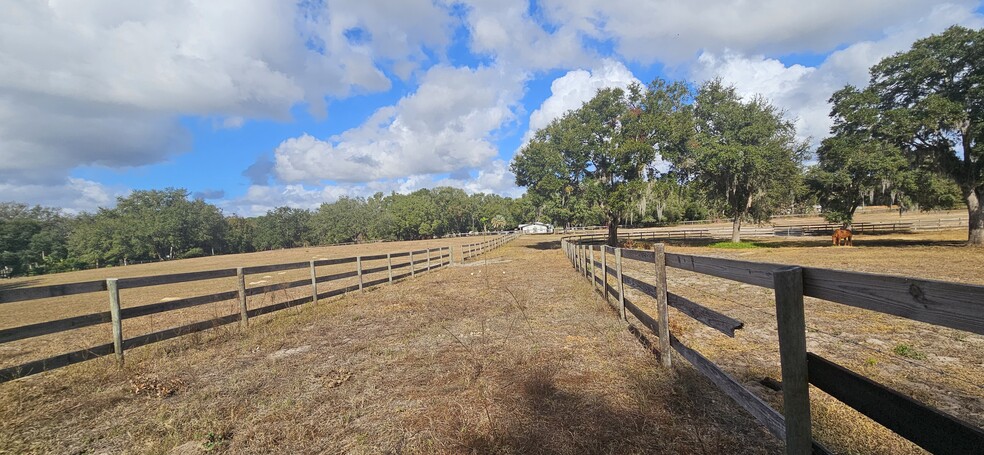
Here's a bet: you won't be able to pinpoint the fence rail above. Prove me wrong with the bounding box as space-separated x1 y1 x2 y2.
0 235 518 383
561 237 984 455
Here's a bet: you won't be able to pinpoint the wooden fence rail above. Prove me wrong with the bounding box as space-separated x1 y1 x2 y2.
0 236 518 383
561 238 984 455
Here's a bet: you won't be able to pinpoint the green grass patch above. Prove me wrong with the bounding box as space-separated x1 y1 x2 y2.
892 343 926 360
707 241 764 249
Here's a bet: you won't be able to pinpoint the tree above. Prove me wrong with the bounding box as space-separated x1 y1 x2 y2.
840 25 984 244
807 133 908 223
672 80 805 242
514 82 688 246
253 207 311 249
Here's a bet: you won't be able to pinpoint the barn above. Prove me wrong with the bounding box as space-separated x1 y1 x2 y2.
518 222 554 234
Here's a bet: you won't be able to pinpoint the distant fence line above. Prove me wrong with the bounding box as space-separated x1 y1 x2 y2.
561 237 984 455
0 234 519 383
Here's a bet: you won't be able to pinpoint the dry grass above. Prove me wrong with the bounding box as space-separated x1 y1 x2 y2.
0 237 485 370
0 237 781 454
605 228 984 454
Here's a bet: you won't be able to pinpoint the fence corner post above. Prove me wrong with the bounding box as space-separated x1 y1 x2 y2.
653 243 671 368
774 266 812 455
106 278 123 365
237 267 248 327
309 260 319 305
615 248 626 321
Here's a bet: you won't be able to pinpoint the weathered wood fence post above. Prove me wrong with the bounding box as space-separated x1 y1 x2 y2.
105 278 124 365
357 256 364 291
426 248 432 271
653 243 671 368
236 267 248 327
410 252 415 278
589 246 597 291
615 248 625 320
387 253 393 283
774 266 812 455
602 246 609 304
309 260 318 304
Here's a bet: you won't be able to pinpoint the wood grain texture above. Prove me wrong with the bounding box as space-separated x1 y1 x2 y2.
669 332 788 443
313 256 358 266
0 342 116 383
245 278 311 296
243 261 309 275
0 280 106 304
808 353 984 455
774 267 812 455
117 268 237 289
0 312 111 344
621 273 743 337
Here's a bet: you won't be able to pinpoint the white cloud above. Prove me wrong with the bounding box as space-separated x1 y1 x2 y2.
460 0 592 70
540 0 980 64
226 159 521 216
0 178 126 215
522 59 640 143
0 0 454 184
690 2 984 147
273 64 526 183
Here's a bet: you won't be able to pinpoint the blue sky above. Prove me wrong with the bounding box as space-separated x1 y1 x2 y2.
2 1 983 216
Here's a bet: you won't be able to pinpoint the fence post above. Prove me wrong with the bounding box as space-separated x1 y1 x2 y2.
237 267 248 327
774 266 812 455
387 253 393 283
106 278 123 365
427 248 432 271
589 246 597 291
410 252 415 278
615 248 626 321
602 246 609 304
357 256 364 291
309 260 318 304
653 244 671 368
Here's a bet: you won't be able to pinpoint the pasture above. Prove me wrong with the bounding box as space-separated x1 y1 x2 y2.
1 226 982 454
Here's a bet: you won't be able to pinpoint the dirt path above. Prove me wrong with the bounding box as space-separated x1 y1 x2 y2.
0 236 781 455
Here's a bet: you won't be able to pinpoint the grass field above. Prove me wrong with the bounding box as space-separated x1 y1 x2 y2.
0 236 488 371
1 216 982 454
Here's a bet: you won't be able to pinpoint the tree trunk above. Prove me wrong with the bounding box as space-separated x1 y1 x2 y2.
731 216 741 243
607 219 618 248
967 188 984 246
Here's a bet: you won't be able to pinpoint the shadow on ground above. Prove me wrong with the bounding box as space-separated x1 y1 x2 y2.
524 240 561 250
0 279 41 291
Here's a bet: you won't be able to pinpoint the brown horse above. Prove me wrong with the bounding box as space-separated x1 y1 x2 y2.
832 228 853 246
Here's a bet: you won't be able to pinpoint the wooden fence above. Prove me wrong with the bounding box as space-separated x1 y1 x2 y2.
0 234 518 383
561 238 984 455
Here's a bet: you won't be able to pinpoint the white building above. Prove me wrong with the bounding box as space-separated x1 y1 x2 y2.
518 222 554 234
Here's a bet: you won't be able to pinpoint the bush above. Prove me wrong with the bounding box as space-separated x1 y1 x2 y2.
180 247 206 259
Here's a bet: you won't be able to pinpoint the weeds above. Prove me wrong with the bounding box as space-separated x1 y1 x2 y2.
892 343 926 360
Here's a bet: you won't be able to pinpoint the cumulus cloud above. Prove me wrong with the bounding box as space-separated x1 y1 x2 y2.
460 0 592 70
226 159 521 216
272 64 526 183
539 0 979 64
690 2 984 147
0 178 126 215
522 59 640 143
0 0 453 185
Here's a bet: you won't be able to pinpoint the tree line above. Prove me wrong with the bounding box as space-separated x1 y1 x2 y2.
0 188 530 276
513 25 978 246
